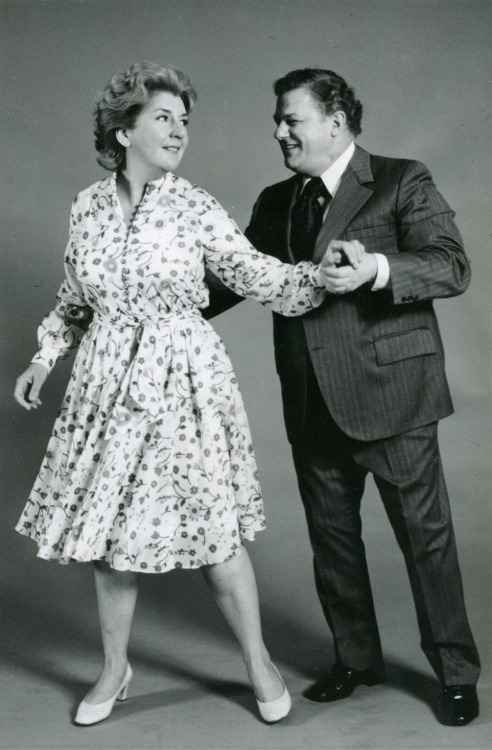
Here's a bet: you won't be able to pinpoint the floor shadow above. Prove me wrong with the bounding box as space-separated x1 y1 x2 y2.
385 660 439 717
0 575 264 718
0 568 443 726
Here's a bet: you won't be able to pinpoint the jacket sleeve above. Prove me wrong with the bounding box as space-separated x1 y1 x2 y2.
30 201 90 373
388 160 471 304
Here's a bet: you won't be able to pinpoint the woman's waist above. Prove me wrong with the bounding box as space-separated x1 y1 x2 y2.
92 307 203 333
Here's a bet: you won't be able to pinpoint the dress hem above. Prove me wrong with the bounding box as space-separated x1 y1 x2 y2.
15 525 265 574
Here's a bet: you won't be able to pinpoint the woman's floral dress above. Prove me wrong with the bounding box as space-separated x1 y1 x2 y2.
16 172 326 573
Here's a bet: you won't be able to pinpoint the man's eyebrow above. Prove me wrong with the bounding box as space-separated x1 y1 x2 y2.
273 112 298 122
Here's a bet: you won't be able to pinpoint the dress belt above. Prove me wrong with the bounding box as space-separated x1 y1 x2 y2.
97 308 205 439
92 308 202 333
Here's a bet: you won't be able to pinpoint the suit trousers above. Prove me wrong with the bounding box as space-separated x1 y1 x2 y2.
291 367 480 685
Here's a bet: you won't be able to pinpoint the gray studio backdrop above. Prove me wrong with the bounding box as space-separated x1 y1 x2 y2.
1 0 491 710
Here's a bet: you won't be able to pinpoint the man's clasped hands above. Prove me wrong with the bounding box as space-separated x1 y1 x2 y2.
320 240 378 294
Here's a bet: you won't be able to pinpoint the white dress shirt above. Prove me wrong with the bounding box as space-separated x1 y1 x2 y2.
301 141 390 290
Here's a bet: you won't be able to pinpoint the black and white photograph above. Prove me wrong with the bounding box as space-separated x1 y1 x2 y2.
1 1 490 749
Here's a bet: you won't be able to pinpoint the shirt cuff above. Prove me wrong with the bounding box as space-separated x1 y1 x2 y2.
371 253 390 291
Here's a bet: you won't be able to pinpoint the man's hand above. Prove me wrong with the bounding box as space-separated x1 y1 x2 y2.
321 252 378 294
322 239 366 269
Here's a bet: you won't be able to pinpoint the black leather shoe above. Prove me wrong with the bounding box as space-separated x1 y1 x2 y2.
304 662 385 702
438 685 479 726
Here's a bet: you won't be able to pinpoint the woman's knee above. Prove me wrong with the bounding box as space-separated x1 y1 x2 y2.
93 560 139 586
202 547 247 590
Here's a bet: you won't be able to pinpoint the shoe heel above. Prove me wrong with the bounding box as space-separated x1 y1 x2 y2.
117 683 129 701
117 664 133 702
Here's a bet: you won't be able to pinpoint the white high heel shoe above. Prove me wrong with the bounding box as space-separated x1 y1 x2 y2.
256 664 292 723
74 663 133 726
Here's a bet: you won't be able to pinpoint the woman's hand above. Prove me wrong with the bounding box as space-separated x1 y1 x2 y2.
322 253 378 294
325 239 366 268
14 363 49 410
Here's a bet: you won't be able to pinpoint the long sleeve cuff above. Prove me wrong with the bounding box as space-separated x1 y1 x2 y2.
31 347 62 375
371 253 390 291
309 263 326 288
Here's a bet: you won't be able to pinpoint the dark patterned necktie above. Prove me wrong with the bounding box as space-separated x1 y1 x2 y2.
290 177 331 261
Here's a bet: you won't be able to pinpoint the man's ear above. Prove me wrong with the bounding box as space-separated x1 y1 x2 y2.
115 129 131 148
330 110 347 134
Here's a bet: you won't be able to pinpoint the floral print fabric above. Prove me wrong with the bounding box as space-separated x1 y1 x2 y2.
16 172 326 572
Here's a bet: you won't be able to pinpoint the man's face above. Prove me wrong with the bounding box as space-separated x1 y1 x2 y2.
274 87 337 176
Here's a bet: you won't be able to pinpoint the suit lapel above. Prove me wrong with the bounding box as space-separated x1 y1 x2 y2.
313 146 374 263
285 175 302 263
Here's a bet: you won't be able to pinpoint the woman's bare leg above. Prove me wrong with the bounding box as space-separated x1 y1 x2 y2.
82 561 139 704
201 546 284 702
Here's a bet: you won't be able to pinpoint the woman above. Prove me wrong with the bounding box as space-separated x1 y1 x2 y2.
14 62 351 726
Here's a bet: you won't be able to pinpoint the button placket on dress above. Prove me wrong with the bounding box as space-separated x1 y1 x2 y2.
116 176 163 318
105 178 175 439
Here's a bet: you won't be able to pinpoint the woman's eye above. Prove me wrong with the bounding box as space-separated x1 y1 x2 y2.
157 115 169 122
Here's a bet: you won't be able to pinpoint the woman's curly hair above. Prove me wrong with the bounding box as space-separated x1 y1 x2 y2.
94 61 197 171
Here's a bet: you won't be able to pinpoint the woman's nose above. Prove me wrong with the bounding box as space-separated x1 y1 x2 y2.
172 122 186 138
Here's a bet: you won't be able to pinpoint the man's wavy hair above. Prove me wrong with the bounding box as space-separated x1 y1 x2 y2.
274 68 362 136
94 61 197 171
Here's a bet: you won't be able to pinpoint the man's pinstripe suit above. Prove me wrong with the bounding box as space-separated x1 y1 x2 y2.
243 143 480 686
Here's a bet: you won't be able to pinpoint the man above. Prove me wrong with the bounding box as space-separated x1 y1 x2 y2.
205 68 480 725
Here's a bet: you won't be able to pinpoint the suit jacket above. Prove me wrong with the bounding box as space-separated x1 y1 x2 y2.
242 145 471 442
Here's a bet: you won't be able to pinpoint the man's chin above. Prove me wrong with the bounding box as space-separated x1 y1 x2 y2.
283 155 301 172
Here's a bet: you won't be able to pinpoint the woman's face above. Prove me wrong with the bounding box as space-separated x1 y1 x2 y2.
122 90 189 177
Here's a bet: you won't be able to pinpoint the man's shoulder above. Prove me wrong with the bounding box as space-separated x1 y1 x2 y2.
359 147 430 181
254 174 298 204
